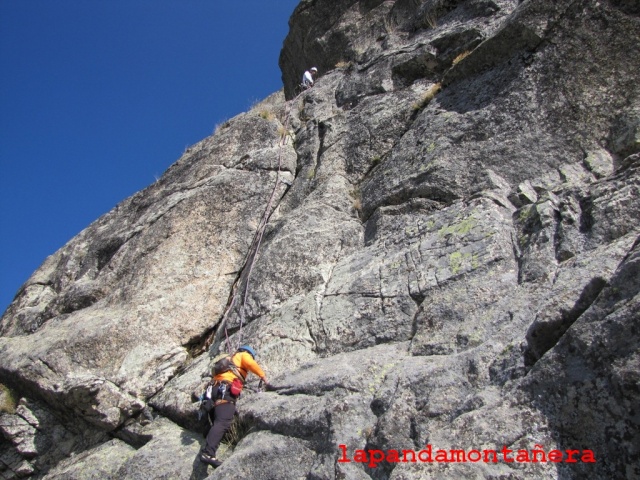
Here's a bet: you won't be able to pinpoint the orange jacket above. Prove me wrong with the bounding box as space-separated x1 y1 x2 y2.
213 351 266 384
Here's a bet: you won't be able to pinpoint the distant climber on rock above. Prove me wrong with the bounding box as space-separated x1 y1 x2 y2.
200 345 269 468
302 67 318 89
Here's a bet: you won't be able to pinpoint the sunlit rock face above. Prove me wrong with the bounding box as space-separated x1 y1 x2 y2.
1 0 639 478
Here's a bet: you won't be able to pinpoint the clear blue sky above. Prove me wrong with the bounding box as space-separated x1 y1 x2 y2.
0 0 301 315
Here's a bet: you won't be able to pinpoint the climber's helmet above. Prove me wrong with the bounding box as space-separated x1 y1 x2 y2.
238 345 256 359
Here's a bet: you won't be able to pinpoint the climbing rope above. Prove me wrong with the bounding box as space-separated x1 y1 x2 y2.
208 87 307 354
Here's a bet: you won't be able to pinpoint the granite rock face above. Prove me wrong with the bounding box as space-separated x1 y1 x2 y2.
2 0 639 478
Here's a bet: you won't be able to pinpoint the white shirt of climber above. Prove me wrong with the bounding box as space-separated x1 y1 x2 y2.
302 68 318 88
303 70 314 87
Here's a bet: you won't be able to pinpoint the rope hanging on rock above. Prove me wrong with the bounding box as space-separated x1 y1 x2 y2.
211 89 306 354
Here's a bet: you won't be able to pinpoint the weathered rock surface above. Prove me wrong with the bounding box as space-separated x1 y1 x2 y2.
1 0 639 478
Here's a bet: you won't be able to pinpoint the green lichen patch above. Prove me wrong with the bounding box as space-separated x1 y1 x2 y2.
0 384 18 414
438 216 477 238
449 251 479 274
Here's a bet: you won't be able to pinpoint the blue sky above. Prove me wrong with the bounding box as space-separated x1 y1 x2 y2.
0 0 301 315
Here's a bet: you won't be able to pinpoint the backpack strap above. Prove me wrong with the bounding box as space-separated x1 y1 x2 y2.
229 353 246 383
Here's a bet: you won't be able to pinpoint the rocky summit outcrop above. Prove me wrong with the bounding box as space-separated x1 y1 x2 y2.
1 0 639 479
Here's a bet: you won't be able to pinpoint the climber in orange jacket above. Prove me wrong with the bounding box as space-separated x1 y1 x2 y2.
200 345 268 468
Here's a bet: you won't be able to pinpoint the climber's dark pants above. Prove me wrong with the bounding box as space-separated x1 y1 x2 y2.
204 402 236 456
